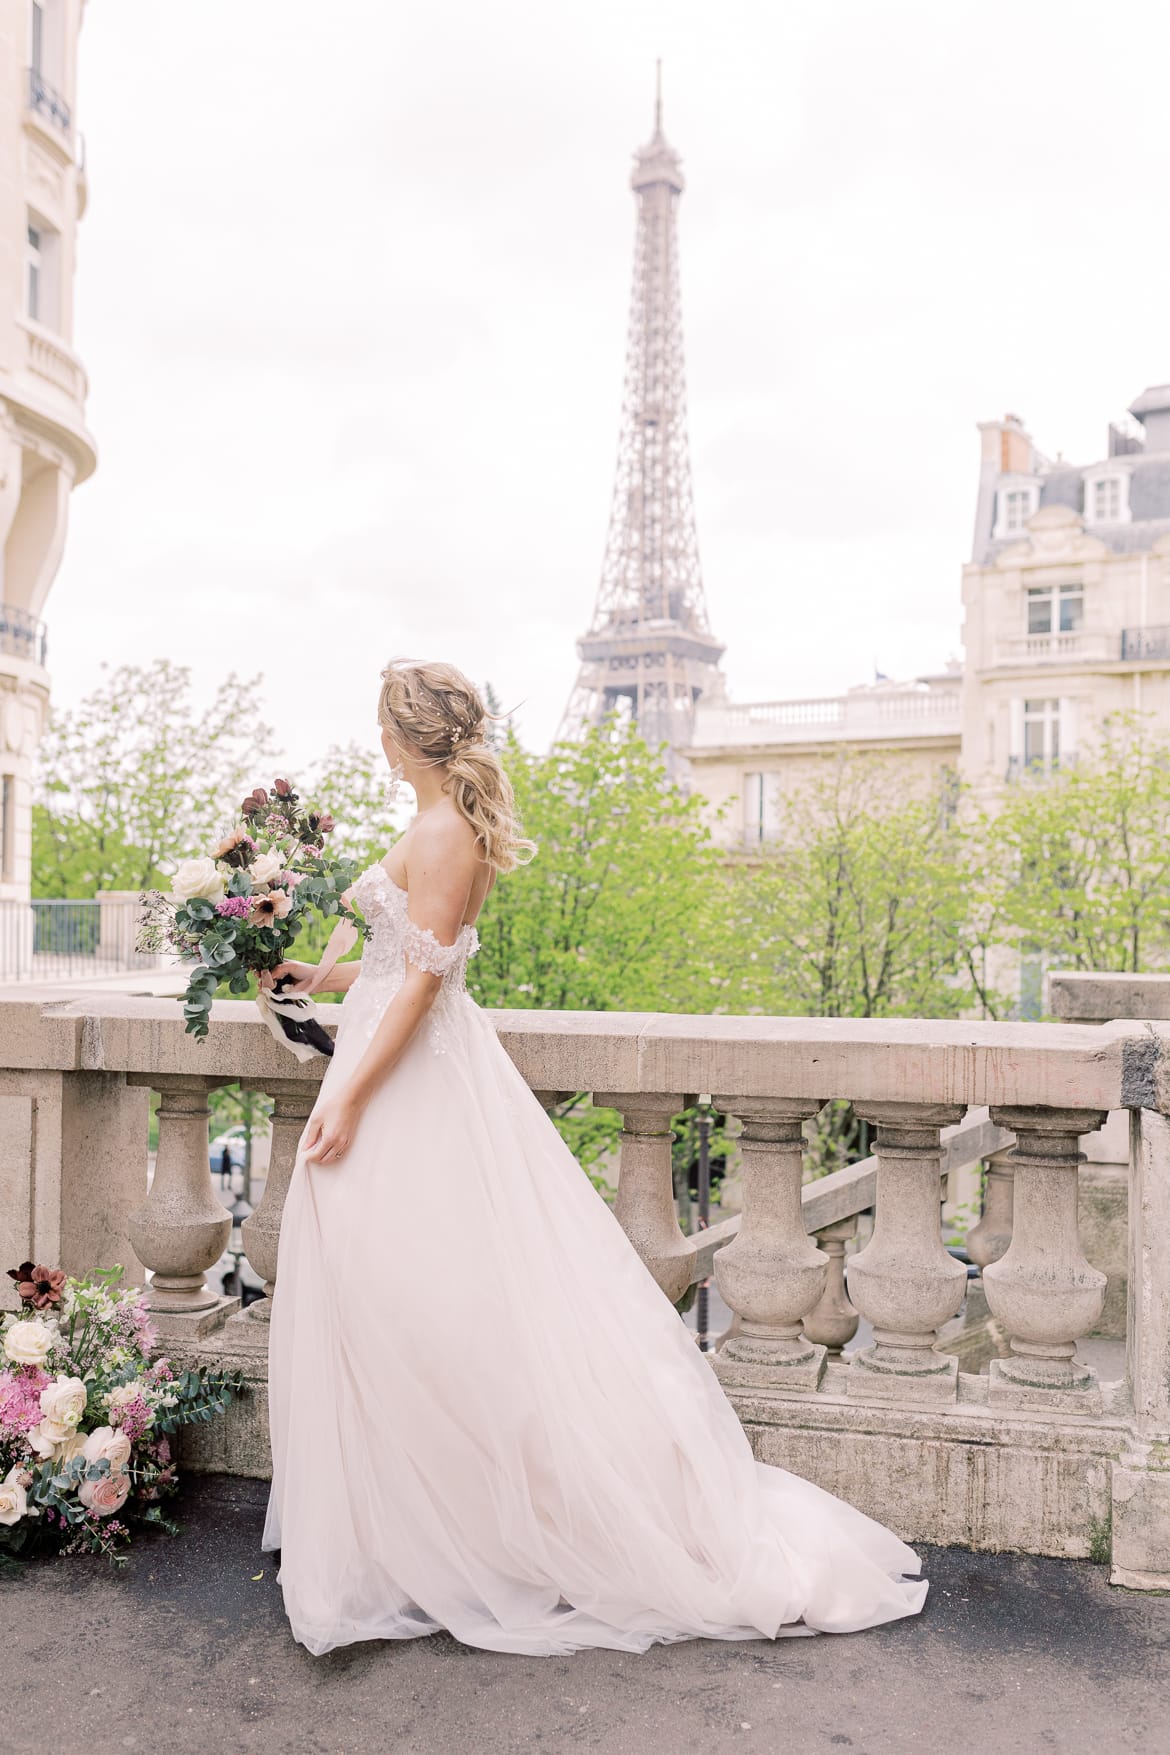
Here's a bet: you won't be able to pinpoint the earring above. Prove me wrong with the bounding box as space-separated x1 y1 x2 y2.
385 761 405 806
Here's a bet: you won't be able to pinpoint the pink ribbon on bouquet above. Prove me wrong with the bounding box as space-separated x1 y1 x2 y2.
305 884 361 994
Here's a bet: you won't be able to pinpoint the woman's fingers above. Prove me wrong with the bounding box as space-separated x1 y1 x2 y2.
303 1113 348 1165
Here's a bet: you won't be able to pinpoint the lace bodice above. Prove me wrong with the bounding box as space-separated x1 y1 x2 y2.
344 864 479 1052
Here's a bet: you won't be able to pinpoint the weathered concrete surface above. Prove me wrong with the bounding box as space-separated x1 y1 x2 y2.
2 1475 1167 1755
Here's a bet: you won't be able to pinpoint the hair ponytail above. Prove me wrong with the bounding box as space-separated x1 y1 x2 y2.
377 659 536 874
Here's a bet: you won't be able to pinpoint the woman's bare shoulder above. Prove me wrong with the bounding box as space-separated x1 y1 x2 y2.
407 802 482 872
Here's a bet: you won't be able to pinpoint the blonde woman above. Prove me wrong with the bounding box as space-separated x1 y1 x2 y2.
262 659 927 1657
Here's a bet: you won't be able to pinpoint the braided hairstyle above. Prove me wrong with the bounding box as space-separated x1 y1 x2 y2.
377 659 536 873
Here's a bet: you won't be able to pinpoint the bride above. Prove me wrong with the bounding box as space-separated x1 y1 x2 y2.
261 658 928 1657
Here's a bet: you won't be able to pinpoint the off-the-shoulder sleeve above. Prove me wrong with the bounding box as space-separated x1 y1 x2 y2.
402 916 465 976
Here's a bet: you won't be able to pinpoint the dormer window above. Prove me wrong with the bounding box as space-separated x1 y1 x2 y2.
994 480 1038 540
1084 469 1131 525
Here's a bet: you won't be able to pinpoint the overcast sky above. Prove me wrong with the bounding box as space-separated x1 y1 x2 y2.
50 0 1170 768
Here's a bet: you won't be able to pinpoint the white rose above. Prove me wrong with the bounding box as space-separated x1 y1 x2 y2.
249 850 285 886
3 1318 53 1367
106 1381 143 1413
172 856 226 903
40 1373 87 1431
29 1415 86 1458
0 1472 29 1527
82 1425 133 1471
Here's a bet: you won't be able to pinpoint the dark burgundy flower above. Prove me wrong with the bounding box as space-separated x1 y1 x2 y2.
273 778 292 797
7 1261 66 1309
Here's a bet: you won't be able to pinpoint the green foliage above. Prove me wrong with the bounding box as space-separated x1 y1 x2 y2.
973 714 1170 978
305 741 404 871
470 720 731 1013
32 660 275 897
725 754 973 1020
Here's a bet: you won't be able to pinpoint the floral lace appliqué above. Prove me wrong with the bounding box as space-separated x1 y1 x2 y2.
347 863 479 1053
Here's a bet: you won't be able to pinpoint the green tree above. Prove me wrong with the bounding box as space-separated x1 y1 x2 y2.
726 753 972 1020
470 721 732 1014
975 713 1170 976
33 660 275 897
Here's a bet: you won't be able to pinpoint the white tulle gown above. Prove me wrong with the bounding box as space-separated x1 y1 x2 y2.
263 860 928 1657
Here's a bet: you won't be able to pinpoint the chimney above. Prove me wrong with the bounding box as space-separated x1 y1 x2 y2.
1129 385 1170 454
979 413 1034 475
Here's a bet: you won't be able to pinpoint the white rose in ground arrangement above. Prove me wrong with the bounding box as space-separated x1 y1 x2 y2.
81 1425 133 1472
248 850 285 886
2 1318 53 1367
39 1373 87 1431
28 1416 76 1457
0 1471 29 1526
106 1380 144 1414
172 856 226 902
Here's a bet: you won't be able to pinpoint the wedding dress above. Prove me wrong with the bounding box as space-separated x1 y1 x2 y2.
263 860 928 1657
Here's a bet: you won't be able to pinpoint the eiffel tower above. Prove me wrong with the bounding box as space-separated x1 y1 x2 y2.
559 67 724 767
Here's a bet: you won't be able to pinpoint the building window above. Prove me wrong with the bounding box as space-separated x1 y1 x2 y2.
1085 471 1130 525
24 215 58 328
1003 490 1032 534
995 482 1038 540
743 772 781 846
1026 584 1084 637
26 224 42 322
1023 699 1060 772
30 1 44 73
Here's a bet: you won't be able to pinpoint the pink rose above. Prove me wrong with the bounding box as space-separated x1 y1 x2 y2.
79 1468 130 1516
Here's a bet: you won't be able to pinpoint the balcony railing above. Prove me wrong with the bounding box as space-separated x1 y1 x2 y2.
0 604 47 668
993 631 1112 665
21 323 89 405
0 895 156 982
3 993 1169 1587
694 689 961 749
26 66 71 134
1120 625 1170 663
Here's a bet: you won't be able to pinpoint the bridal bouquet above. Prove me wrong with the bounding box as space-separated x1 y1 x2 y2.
0 1262 243 1566
137 777 363 1054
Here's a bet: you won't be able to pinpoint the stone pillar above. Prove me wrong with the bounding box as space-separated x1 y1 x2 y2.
1111 1108 1170 1589
984 1106 1107 1410
127 1074 234 1326
965 1146 1015 1269
597 1092 694 1303
711 1098 828 1390
846 1101 967 1402
239 1079 318 1319
802 1216 860 1356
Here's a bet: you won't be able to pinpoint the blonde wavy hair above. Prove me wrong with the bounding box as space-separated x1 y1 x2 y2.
377 659 536 874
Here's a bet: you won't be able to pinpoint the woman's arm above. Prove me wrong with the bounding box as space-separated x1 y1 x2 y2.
302 816 480 1166
263 957 363 996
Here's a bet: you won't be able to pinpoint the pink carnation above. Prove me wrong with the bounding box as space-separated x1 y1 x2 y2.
0 1366 50 1436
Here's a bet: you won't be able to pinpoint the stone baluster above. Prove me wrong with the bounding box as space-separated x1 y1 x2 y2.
711 1098 828 1390
126 1074 234 1326
238 1078 319 1319
965 1146 1016 1269
597 1093 695 1304
983 1106 1108 1409
802 1216 860 1356
846 1101 968 1401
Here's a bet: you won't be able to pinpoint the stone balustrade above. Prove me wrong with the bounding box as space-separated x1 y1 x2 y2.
1 991 1169 1589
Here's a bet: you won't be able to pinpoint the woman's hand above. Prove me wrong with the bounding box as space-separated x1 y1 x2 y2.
262 960 319 995
302 1089 365 1167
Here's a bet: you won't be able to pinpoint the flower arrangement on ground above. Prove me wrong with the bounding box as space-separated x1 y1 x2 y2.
0 1262 244 1566
136 777 363 1049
